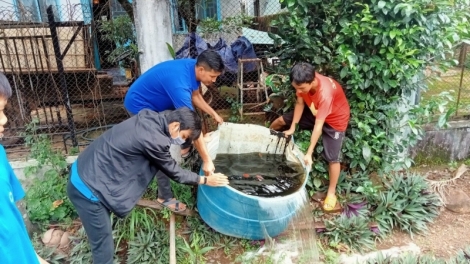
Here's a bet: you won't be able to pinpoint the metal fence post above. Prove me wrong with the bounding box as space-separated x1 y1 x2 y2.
456 43 467 117
47 5 78 147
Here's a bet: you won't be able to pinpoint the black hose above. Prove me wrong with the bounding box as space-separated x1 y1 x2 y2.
63 124 116 146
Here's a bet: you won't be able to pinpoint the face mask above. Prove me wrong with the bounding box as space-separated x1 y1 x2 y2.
170 128 185 145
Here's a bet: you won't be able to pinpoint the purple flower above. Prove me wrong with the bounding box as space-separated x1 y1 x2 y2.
315 228 326 233
370 226 380 234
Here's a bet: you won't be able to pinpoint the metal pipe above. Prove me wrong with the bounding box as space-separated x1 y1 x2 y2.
47 5 77 147
456 43 467 117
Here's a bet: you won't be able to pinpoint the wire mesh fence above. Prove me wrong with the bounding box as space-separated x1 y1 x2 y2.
422 42 470 118
0 1 130 159
1 0 287 160
169 0 285 131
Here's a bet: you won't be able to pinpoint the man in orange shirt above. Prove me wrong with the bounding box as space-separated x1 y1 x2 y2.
270 62 350 211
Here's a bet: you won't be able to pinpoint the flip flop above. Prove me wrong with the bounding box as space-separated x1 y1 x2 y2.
157 198 187 214
323 195 337 211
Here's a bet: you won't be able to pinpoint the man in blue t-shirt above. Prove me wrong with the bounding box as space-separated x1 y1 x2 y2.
124 50 224 213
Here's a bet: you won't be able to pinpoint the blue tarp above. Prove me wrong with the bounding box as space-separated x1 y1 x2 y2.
175 33 257 73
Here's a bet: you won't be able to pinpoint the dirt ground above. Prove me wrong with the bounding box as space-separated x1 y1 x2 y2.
377 164 470 259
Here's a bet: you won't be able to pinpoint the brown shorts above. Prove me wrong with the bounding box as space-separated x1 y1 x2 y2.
282 107 345 163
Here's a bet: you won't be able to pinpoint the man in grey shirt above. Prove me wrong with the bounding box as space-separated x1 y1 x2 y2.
67 107 228 264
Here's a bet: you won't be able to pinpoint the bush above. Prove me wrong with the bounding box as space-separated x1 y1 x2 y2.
22 119 76 228
269 0 468 177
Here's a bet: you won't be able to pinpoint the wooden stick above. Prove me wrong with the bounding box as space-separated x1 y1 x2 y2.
169 213 176 264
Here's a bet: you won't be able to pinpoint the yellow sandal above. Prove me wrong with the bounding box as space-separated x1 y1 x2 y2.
323 195 337 211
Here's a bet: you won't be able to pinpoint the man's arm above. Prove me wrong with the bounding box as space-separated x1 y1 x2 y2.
306 119 325 156
284 96 305 135
192 89 223 124
193 133 211 163
304 91 332 165
193 133 216 176
142 135 225 184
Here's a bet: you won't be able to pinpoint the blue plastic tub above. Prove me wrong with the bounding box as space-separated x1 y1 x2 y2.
196 123 309 240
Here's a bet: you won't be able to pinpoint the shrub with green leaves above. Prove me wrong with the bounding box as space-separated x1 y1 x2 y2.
99 15 138 68
22 119 76 228
371 173 441 237
270 0 468 178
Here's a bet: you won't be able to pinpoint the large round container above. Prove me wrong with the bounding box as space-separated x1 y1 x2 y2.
197 123 309 240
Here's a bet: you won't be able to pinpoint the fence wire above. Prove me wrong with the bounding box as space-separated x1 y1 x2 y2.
423 42 470 118
0 1 129 159
0 0 285 160
169 0 284 132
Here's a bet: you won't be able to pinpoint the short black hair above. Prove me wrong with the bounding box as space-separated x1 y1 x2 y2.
196 50 225 73
289 62 316 85
0 72 12 98
165 107 202 140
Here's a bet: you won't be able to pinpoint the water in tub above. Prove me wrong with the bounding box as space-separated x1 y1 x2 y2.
213 153 305 197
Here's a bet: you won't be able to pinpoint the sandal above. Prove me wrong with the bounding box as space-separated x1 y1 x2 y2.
157 198 187 214
323 195 337 211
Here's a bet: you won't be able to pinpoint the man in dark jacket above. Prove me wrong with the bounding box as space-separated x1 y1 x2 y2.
124 50 225 214
66 107 228 264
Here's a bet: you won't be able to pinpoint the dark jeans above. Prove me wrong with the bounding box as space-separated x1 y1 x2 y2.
127 109 192 201
67 179 114 264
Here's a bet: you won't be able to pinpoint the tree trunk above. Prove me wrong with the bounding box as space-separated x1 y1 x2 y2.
133 0 173 72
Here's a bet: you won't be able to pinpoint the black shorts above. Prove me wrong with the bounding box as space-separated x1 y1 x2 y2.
282 107 345 163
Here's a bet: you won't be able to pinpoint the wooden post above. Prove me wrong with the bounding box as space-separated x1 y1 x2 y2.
169 213 176 264
133 0 173 74
136 199 196 264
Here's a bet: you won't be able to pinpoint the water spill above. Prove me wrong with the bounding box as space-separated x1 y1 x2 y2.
239 189 320 263
214 153 305 197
